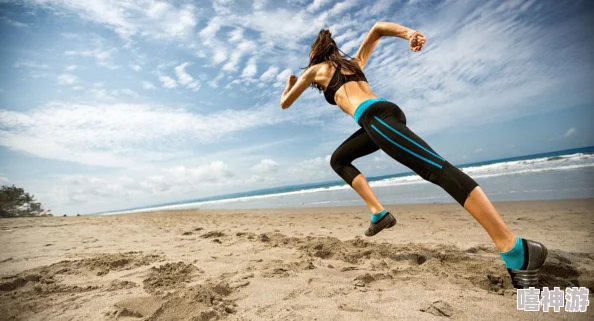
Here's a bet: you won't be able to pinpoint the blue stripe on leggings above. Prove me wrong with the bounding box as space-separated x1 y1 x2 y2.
371 124 443 169
374 116 445 162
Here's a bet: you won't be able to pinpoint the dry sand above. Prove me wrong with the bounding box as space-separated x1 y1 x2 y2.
1 199 593 321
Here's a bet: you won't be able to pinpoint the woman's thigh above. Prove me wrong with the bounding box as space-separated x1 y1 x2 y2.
362 105 446 180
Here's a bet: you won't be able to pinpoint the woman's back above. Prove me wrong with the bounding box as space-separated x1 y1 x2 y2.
313 61 379 117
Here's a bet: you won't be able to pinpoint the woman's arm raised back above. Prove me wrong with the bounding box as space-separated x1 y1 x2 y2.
354 22 426 69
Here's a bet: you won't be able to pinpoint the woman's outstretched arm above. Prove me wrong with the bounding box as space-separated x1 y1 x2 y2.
354 22 426 69
280 66 317 109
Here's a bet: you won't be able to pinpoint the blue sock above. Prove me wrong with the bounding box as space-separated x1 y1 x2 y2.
500 236 525 269
371 209 388 224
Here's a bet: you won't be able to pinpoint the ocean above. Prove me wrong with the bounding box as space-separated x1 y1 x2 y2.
101 146 594 215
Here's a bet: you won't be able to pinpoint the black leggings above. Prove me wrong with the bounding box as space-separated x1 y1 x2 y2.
330 101 479 206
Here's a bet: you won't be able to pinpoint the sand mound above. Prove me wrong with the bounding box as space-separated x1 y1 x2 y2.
260 259 317 278
6 251 164 278
111 281 236 321
352 272 393 287
0 252 162 320
143 262 202 294
420 300 455 317
0 272 98 295
74 252 164 276
0 251 160 294
107 280 138 291
540 250 594 291
201 231 225 238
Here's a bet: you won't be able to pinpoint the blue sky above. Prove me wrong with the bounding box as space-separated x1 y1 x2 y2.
0 0 592 215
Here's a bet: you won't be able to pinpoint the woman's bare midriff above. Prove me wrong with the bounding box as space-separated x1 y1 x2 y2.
333 82 378 117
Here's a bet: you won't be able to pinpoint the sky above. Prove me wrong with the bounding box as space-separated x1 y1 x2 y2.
0 0 593 215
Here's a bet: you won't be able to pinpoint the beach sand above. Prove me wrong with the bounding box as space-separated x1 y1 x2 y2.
1 199 593 321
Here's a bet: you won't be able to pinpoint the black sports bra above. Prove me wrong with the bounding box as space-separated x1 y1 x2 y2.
323 63 368 105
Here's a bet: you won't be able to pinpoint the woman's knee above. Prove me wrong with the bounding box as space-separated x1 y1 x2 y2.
330 150 347 172
437 162 479 206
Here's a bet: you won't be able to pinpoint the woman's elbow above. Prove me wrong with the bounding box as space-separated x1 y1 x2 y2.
280 99 291 109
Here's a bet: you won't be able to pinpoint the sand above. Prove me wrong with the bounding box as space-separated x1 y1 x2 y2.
1 199 593 321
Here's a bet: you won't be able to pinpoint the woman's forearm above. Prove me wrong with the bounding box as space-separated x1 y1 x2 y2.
373 22 417 40
282 84 292 98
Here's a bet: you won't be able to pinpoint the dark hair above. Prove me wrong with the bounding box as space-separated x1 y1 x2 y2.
303 29 364 92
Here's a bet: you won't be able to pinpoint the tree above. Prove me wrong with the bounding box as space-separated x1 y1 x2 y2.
0 185 45 218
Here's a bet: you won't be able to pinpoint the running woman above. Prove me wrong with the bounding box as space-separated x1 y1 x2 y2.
279 22 547 289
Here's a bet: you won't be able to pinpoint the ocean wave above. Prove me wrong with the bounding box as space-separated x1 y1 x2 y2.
370 153 593 187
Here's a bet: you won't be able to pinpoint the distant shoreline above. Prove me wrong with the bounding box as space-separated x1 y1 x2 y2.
89 197 594 216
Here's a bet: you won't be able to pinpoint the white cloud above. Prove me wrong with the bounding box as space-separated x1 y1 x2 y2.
57 74 78 85
229 28 244 43
174 62 201 91
14 60 50 69
307 0 333 12
90 88 111 99
288 154 334 181
549 127 578 141
163 161 235 183
222 40 257 73
196 50 207 58
88 87 138 100
222 52 242 72
360 0 393 16
119 88 138 97
24 0 198 40
213 0 234 15
253 0 268 10
159 75 178 89
0 100 294 167
251 159 279 174
199 17 222 42
142 81 156 90
1 16 29 28
475 148 483 153
130 64 142 71
240 9 327 45
208 73 225 88
328 0 360 17
259 66 279 82
241 57 258 78
212 49 228 65
54 161 234 205
64 48 118 69
275 68 293 87
562 127 577 138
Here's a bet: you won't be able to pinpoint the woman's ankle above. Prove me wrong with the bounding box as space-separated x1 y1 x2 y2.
368 205 384 214
496 233 518 252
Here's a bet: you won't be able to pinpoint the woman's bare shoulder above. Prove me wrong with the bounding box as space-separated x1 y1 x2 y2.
307 61 333 77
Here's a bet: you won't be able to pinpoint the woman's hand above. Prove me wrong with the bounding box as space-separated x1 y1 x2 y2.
286 75 297 88
409 31 426 52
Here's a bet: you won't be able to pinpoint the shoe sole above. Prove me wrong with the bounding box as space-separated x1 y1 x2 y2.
507 239 548 289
